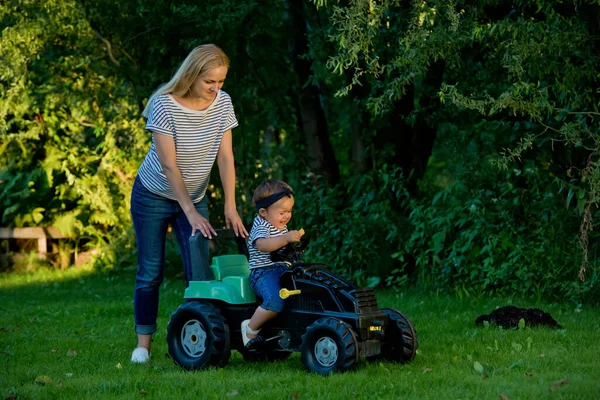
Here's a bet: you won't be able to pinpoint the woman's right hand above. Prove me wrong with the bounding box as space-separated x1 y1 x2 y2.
187 210 217 239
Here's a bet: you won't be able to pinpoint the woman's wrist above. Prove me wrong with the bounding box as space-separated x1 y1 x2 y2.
182 204 198 219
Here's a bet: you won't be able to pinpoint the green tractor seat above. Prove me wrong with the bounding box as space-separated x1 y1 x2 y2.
210 254 251 280
184 254 256 304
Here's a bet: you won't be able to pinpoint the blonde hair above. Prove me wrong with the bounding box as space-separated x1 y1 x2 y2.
252 179 294 207
142 44 230 117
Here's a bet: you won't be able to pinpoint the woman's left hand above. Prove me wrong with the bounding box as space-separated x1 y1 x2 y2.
224 206 248 238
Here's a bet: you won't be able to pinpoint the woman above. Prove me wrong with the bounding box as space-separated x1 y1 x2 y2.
130 44 248 363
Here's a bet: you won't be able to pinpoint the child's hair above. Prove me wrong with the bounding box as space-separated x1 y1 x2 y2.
252 179 293 207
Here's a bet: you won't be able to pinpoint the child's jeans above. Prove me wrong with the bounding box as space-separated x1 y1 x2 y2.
249 264 288 313
130 176 209 335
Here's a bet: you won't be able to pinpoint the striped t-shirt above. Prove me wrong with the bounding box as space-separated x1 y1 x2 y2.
137 90 238 202
248 216 288 269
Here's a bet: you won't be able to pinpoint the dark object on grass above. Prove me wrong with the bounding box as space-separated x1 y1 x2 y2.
475 306 562 329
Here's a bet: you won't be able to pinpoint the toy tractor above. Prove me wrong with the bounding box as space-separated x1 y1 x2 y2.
166 229 418 375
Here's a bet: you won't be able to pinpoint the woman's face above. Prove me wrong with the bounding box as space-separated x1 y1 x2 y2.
190 65 228 101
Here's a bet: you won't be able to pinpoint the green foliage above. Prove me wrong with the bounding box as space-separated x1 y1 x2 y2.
1 0 599 303
314 0 600 300
293 166 411 286
0 0 148 252
406 154 599 302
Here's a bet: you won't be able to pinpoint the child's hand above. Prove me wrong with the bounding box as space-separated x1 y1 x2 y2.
286 229 304 243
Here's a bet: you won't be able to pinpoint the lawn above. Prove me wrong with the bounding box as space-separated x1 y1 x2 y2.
1 266 599 399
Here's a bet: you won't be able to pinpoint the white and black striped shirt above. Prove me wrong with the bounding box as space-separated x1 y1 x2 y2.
248 216 288 269
137 91 238 202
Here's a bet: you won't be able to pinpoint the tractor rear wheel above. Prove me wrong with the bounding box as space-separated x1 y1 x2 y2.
367 308 418 363
166 301 231 370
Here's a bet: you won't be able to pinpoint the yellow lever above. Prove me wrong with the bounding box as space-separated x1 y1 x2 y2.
279 288 302 299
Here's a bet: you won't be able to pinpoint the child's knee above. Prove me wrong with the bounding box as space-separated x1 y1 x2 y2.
261 297 285 313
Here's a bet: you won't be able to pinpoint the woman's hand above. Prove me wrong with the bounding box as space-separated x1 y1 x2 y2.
224 206 248 238
187 209 217 239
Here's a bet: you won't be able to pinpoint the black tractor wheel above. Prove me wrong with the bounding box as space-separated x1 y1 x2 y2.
368 308 418 363
166 301 231 370
300 318 358 375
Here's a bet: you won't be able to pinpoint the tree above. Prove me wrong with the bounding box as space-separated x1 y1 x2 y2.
0 0 147 245
312 0 599 297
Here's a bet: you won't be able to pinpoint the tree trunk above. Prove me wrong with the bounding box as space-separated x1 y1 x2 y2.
379 60 445 195
351 117 367 173
286 0 340 186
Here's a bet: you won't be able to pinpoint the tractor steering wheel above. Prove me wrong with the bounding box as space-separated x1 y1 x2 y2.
271 235 310 264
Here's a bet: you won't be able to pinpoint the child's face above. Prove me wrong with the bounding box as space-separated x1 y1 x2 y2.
259 196 294 230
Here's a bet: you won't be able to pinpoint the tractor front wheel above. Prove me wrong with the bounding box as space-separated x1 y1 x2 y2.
300 318 358 375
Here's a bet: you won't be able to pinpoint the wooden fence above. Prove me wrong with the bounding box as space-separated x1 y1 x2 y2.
0 227 67 259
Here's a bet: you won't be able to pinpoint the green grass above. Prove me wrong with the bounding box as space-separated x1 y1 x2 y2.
1 267 599 400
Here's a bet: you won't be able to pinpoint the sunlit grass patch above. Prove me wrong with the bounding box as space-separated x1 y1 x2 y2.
0 264 97 289
1 269 599 399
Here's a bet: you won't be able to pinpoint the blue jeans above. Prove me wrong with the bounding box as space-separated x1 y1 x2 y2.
249 264 288 313
130 177 209 335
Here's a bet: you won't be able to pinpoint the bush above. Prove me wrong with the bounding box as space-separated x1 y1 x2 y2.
406 165 599 303
292 166 411 287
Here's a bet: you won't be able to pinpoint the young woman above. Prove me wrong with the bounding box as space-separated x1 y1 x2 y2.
130 44 248 363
